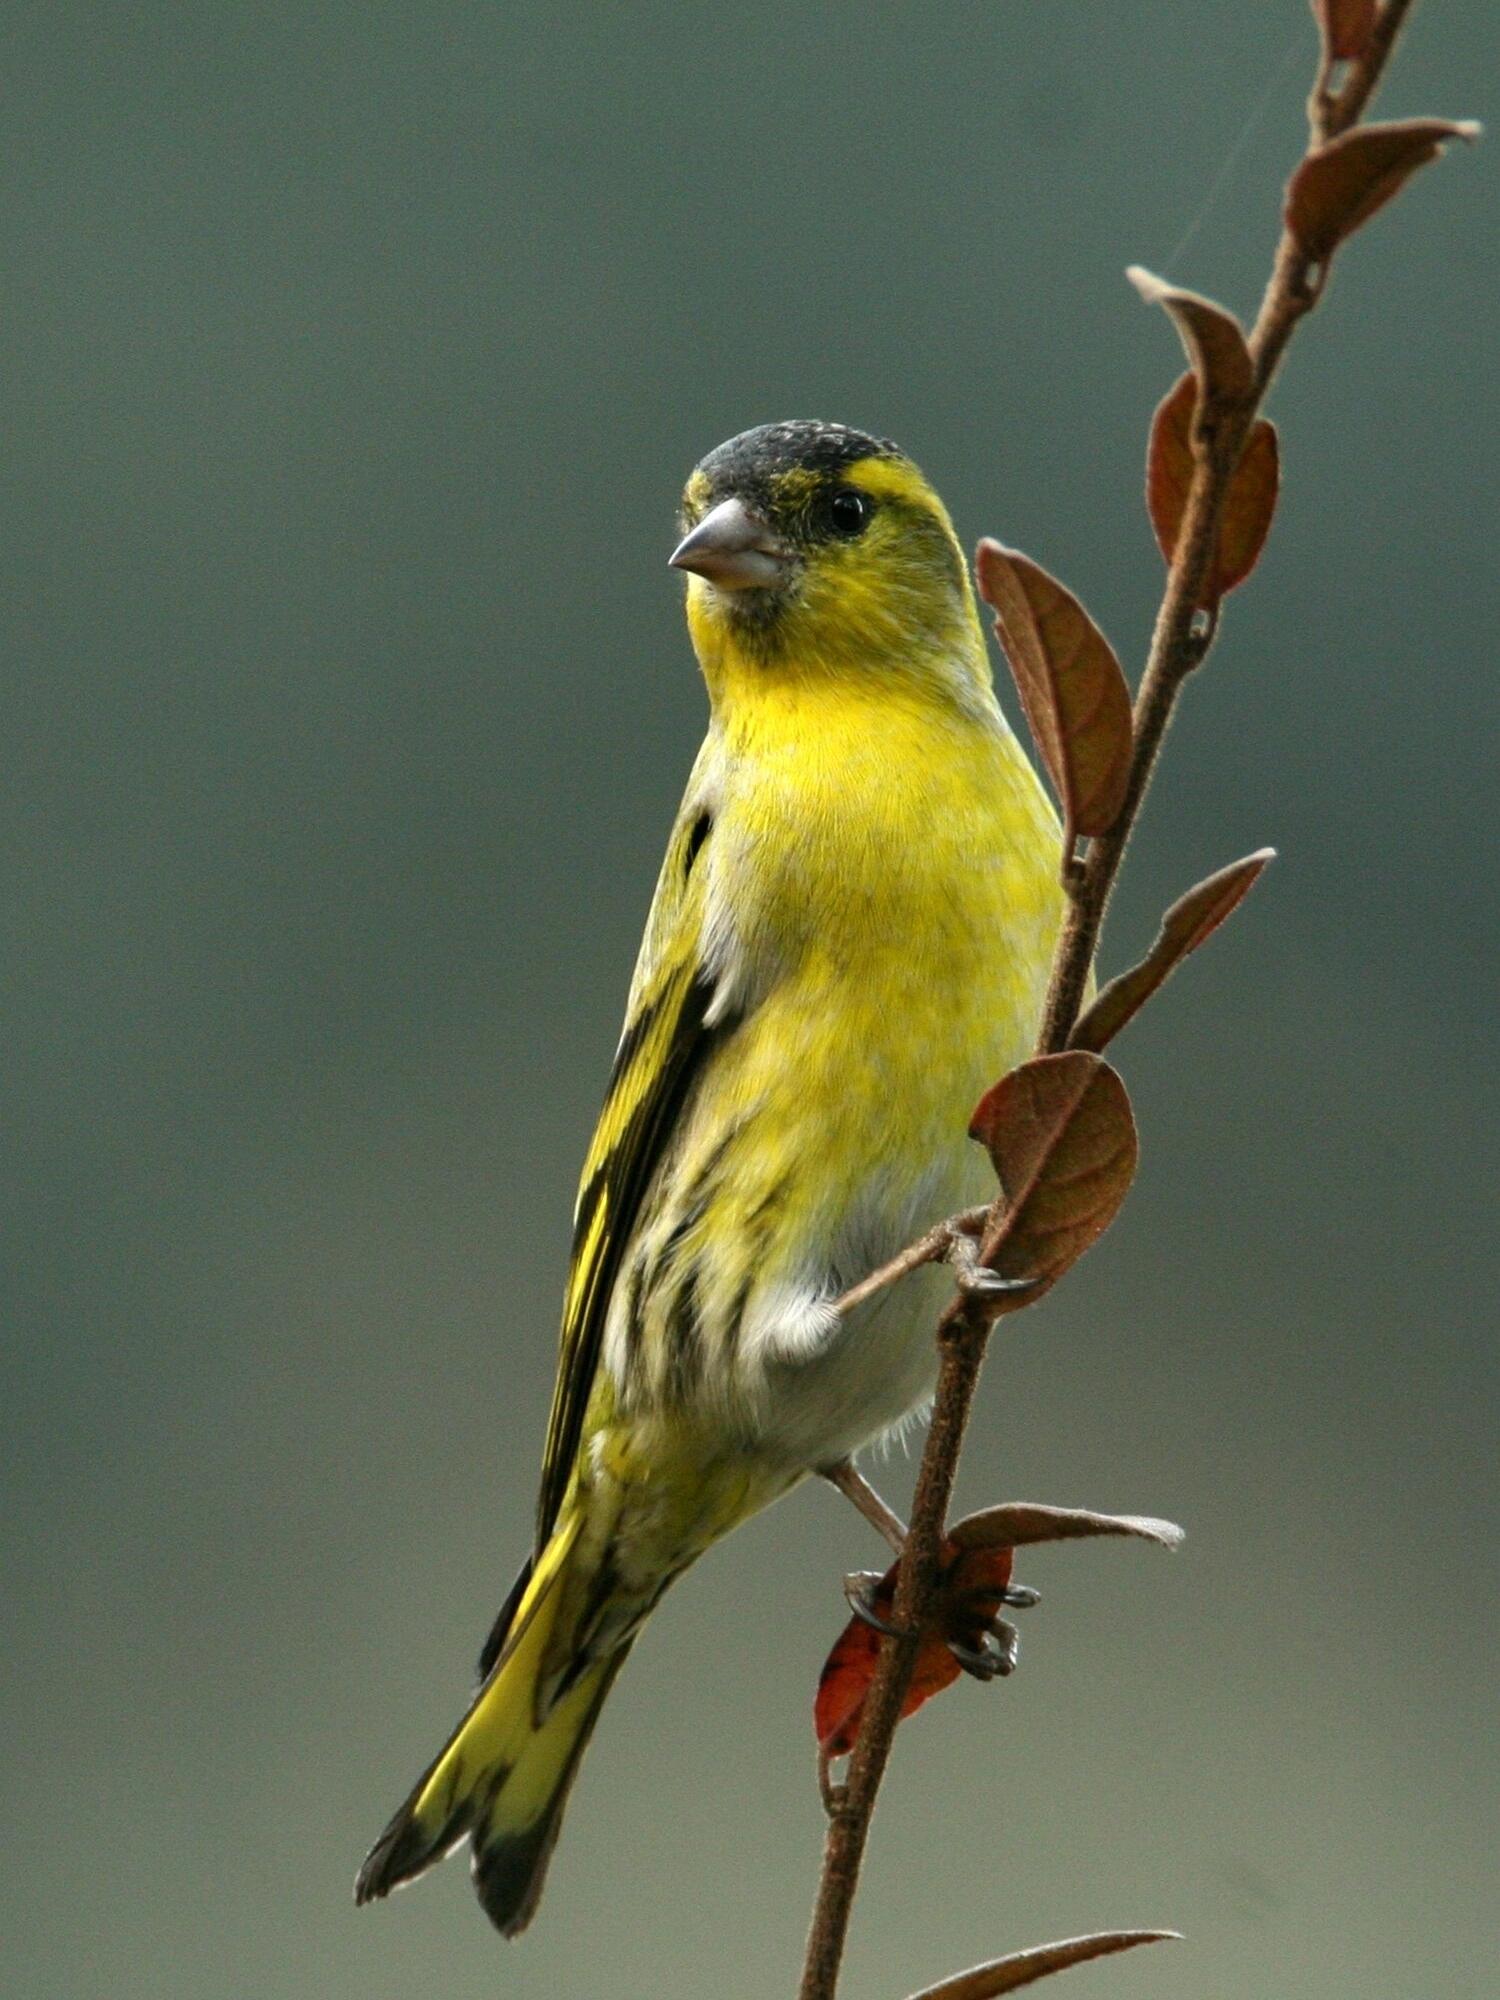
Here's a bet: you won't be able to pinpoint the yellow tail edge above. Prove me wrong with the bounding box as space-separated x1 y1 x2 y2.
354 1513 623 1938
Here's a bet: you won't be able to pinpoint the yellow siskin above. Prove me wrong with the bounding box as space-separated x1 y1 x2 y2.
355 419 1065 1936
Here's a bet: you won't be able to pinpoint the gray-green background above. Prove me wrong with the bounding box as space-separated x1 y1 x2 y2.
6 5 1495 1997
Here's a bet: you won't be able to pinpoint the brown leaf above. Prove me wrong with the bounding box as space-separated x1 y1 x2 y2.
1127 267 1253 406
905 1930 1180 2000
968 1052 1137 1303
1070 848 1275 1054
1287 118 1481 262
974 541 1133 848
1215 419 1280 597
1311 0 1376 62
1145 375 1195 572
1146 376 1279 609
949 1504 1185 1555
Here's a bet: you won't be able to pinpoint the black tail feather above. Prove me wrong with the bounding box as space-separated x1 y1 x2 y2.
467 1650 628 1938
355 1550 537 1909
355 1775 472 1906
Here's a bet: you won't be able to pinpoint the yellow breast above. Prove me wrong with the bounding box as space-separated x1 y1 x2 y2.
625 673 1063 1443
719 681 1058 1219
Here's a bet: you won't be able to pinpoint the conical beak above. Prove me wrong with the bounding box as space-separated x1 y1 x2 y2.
669 496 789 590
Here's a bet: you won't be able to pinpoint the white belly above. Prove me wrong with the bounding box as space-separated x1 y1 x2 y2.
734 1139 994 1470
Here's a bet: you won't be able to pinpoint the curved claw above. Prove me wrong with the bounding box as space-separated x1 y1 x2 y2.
1002 1583 1041 1609
961 1266 1046 1302
843 1572 903 1638
949 1620 1019 1680
947 1233 1045 1304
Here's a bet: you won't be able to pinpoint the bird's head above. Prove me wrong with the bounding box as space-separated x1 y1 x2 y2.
670 421 990 713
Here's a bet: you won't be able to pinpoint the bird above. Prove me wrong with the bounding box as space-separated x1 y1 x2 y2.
354 418 1065 1937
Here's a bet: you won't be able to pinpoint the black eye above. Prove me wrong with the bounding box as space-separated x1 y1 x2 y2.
827 488 871 537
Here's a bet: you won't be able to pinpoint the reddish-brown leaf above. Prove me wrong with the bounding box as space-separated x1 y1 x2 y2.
814 1538 1015 1756
812 1612 883 1755
1127 267 1253 406
968 1052 1137 1303
904 1930 1180 2000
1146 374 1195 570
1216 419 1280 596
1147 375 1279 608
1070 848 1275 1054
974 540 1133 849
1287 118 1481 262
1146 374 1195 571
1311 0 1376 62
815 1501 1178 1756
949 1503 1184 1555
816 1504 1184 1760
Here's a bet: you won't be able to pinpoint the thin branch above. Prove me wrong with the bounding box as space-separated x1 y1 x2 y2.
800 1316 986 2000
796 7 1427 1995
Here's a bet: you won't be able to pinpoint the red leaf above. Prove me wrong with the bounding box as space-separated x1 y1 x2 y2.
1310 0 1376 63
814 1537 1011 1756
975 540 1133 850
1070 848 1274 1054
1287 118 1481 262
904 1930 1180 2000
814 1602 928 1757
968 1052 1137 1302
1146 375 1280 609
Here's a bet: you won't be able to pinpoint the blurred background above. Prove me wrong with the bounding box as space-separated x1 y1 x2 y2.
5 4 1495 1997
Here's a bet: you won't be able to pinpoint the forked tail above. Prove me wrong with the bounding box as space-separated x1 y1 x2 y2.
354 1514 627 1937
